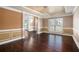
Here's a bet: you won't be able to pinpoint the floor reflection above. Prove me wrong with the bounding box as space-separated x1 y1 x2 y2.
55 35 63 51
23 33 78 52
48 35 63 51
48 35 55 48
28 37 34 46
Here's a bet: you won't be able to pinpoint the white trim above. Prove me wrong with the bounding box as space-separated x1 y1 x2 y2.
73 28 79 35
37 31 48 34
61 34 72 36
72 28 79 49
43 14 73 18
0 6 22 13
72 36 79 49
0 37 24 45
63 28 73 29
37 31 72 36
40 31 48 33
37 31 42 34
73 6 79 14
73 28 79 33
22 7 43 17
23 11 40 18
0 28 24 45
50 32 73 36
0 6 74 19
0 28 22 32
23 7 43 16
37 27 73 36
40 27 73 29
40 27 48 29
28 29 37 31
0 6 41 18
23 7 73 18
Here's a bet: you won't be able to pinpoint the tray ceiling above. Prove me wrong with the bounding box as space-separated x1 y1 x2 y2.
26 6 74 16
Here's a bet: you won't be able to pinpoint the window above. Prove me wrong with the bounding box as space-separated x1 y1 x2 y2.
48 17 63 33
23 14 30 30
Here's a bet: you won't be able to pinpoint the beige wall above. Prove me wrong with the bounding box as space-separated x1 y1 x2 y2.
63 16 73 28
0 8 22 29
42 18 48 27
40 18 48 32
63 16 73 35
42 16 73 28
0 8 23 41
40 15 73 34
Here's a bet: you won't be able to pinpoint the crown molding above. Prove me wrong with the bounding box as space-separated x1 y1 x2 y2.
22 7 44 18
0 6 74 18
42 13 73 19
73 6 79 14
0 28 22 33
23 7 43 15
0 6 22 13
0 6 42 18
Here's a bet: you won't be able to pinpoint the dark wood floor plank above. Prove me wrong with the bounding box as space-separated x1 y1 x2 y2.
0 32 79 52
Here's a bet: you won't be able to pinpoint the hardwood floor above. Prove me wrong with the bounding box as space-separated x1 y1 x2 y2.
0 32 79 52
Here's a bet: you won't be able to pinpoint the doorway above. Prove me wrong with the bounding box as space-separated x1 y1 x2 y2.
23 13 38 38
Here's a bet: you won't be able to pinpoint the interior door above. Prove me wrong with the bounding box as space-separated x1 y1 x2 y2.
48 17 63 34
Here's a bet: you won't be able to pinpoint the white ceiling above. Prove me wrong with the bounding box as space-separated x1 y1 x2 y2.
64 6 75 13
2 6 75 18
26 6 75 18
47 6 64 14
27 6 65 14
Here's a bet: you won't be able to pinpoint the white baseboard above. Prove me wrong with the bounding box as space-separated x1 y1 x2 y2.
59 34 72 36
72 28 79 49
37 31 48 34
72 36 79 49
63 28 73 29
0 37 24 45
0 28 22 32
37 31 72 36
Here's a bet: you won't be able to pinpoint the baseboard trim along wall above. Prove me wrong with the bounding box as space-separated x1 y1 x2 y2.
0 28 24 45
37 32 72 36
37 27 73 36
72 36 79 49
0 28 22 32
0 37 24 45
0 28 74 45
0 7 22 13
72 28 79 49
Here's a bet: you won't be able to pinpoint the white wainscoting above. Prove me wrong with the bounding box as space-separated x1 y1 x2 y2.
72 28 79 49
0 28 24 45
37 27 73 36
